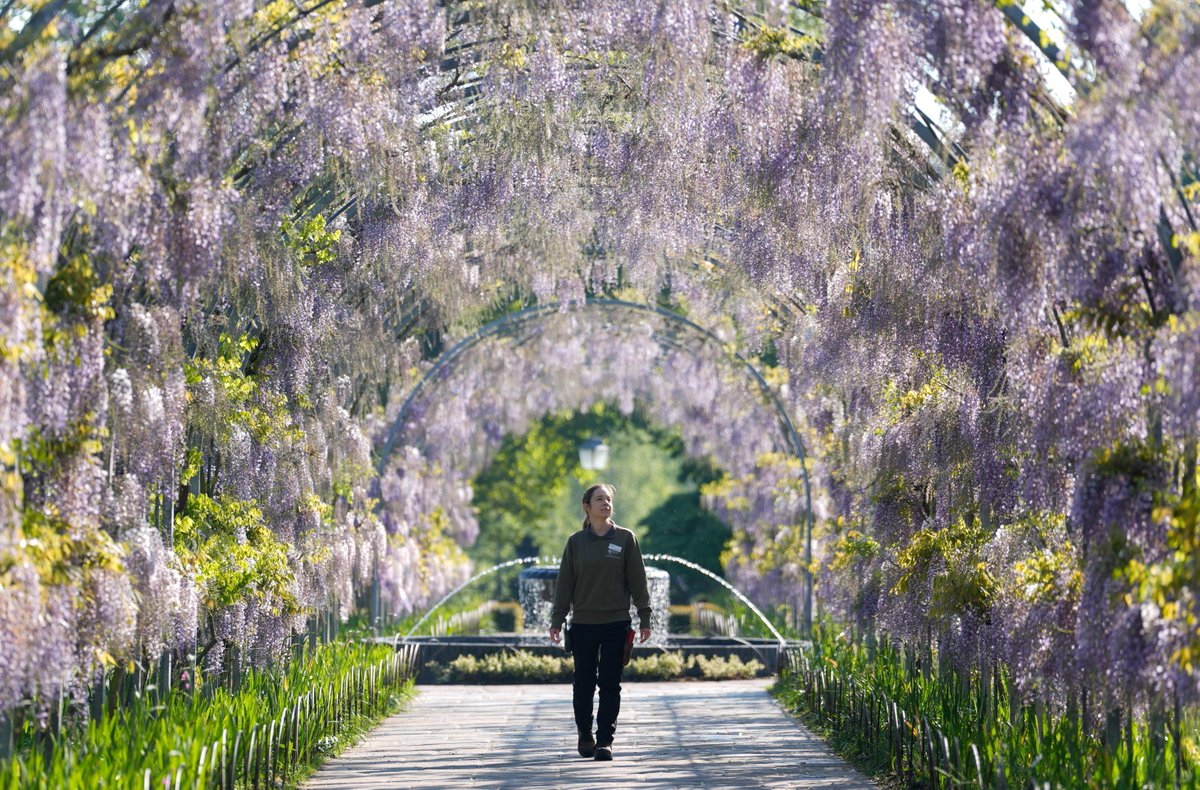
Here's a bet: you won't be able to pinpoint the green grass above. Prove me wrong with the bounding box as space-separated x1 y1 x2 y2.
1 641 417 788
772 623 1200 789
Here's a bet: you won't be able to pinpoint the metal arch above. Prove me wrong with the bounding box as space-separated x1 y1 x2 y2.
375 296 816 634
377 298 806 470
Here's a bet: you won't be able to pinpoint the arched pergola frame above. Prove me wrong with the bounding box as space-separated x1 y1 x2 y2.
375 297 816 633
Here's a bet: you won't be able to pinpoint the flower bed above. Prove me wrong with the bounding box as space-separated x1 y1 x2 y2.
423 650 764 684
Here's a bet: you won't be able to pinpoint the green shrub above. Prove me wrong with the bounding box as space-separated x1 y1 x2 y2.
431 651 573 683
773 621 1200 789
688 653 764 679
667 605 693 634
423 660 450 683
625 651 687 680
488 602 521 632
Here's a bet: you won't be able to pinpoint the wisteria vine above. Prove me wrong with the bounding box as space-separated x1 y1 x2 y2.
0 1 1198 740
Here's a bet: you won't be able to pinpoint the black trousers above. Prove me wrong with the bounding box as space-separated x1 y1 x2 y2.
569 620 629 746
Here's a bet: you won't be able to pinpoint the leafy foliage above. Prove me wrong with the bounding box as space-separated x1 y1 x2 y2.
174 494 298 615
639 490 731 599
891 519 995 622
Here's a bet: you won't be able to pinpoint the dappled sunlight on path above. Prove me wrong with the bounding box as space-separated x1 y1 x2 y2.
306 679 873 789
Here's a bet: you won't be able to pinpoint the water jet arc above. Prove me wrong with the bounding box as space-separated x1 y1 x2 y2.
399 553 785 646
643 553 786 645
400 556 556 640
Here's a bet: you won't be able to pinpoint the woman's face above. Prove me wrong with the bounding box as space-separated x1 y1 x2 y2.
583 488 613 523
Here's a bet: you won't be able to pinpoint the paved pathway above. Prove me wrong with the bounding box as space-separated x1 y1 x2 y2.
307 679 874 789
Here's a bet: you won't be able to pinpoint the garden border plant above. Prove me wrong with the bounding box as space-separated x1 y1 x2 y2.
0 641 418 789
771 623 1200 789
421 649 765 684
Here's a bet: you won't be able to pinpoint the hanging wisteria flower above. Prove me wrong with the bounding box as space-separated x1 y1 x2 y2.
0 0 1197 732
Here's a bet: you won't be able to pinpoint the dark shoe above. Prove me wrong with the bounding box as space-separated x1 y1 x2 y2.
594 745 613 761
577 731 595 758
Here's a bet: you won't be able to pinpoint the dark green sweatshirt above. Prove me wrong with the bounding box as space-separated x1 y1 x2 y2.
550 524 651 630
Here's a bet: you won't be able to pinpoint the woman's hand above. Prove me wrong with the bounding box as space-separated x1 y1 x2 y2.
549 627 561 643
638 628 651 644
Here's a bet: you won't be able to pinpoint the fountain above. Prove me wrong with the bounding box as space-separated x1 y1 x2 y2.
517 566 671 646
392 553 800 680
401 556 557 640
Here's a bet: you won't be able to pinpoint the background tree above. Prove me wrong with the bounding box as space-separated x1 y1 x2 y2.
470 404 730 602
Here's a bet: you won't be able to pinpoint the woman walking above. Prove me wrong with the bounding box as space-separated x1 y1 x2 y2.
549 483 652 761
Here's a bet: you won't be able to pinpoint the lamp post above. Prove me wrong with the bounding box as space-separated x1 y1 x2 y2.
577 437 609 471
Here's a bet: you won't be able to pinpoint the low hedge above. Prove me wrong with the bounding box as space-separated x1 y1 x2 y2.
487 602 522 632
667 605 694 634
422 650 765 684
425 651 573 684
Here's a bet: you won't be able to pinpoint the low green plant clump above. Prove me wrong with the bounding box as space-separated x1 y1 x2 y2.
667 605 694 634
772 623 1200 788
424 650 765 683
624 651 764 680
1 641 416 788
688 654 762 680
427 651 574 684
624 651 688 680
487 602 522 632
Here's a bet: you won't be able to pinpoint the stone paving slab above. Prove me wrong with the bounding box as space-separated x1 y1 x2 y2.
306 679 875 789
